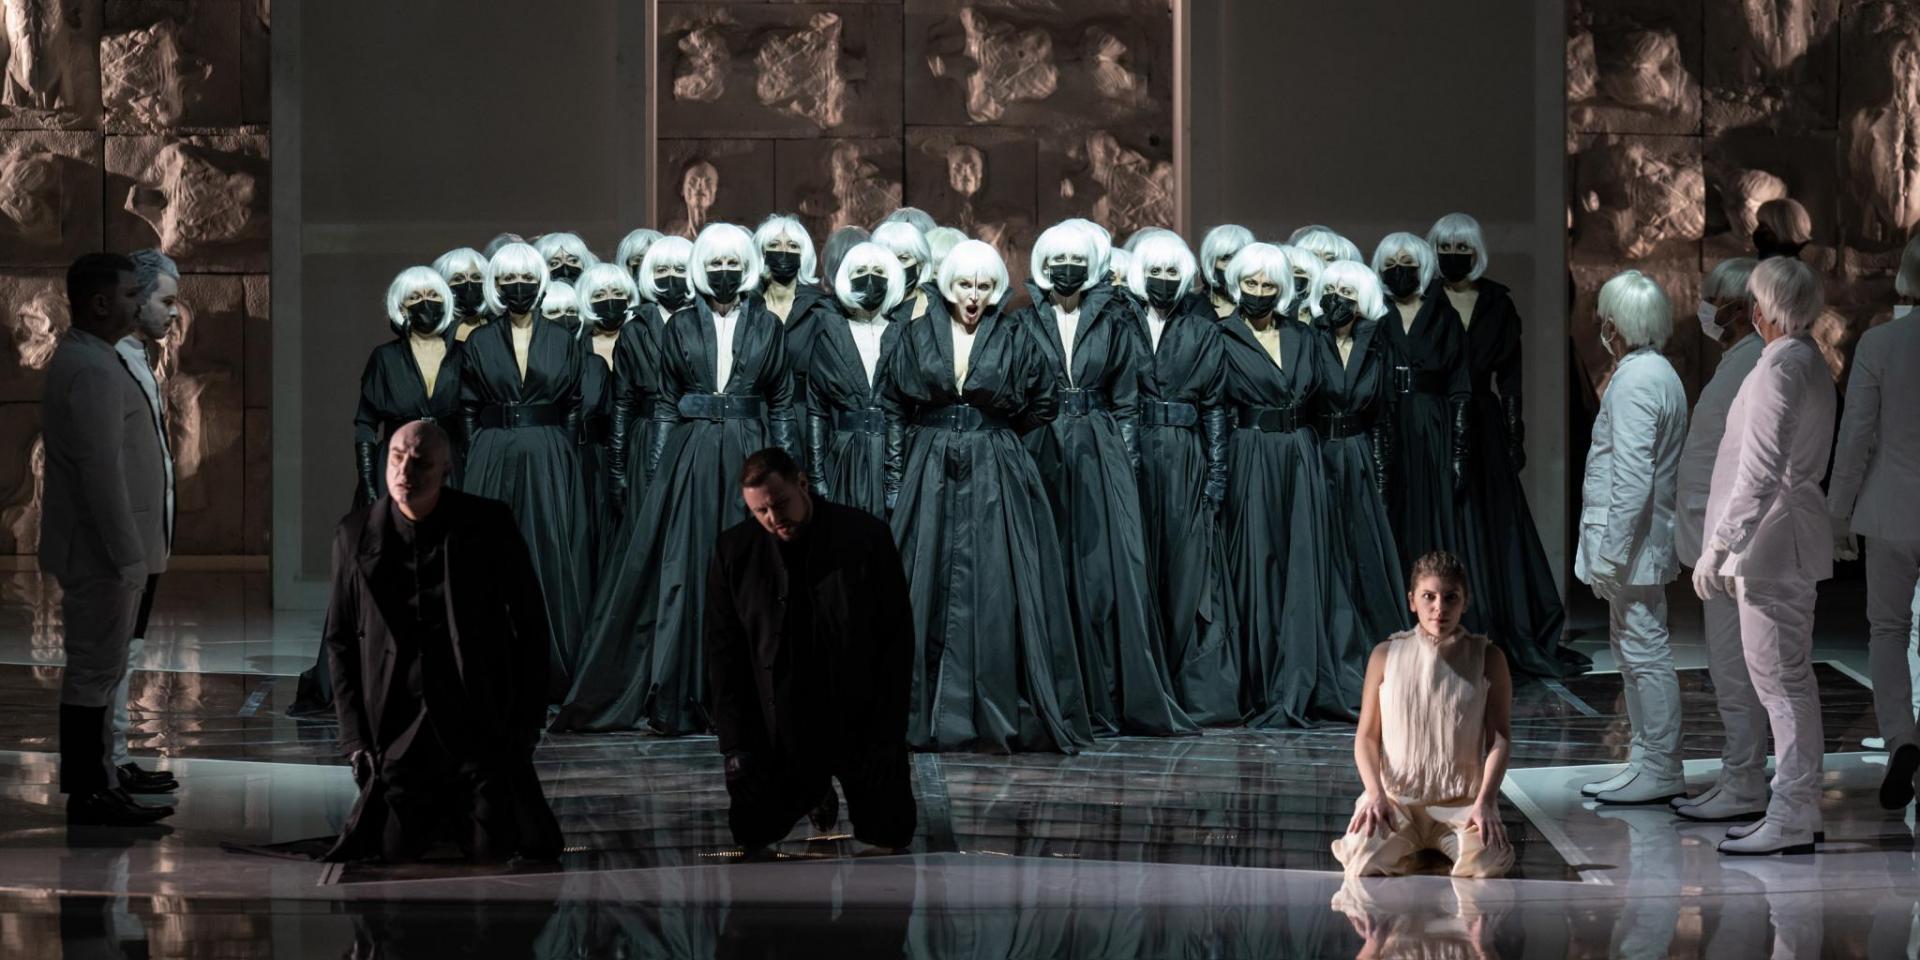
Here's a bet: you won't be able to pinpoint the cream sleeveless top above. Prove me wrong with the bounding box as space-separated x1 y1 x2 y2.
1379 629 1490 805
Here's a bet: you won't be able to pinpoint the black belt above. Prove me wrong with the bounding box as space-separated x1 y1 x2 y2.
477 403 565 428
915 404 1010 432
832 408 888 435
1236 404 1305 434
1392 366 1449 395
1139 400 1199 428
1320 413 1370 439
1057 388 1110 417
676 394 766 420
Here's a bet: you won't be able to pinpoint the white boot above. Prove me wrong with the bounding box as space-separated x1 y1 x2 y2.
1594 767 1686 805
1671 782 1718 811
1674 787 1769 822
1725 817 1823 843
1581 761 1641 798
1718 820 1817 856
1583 677 1651 797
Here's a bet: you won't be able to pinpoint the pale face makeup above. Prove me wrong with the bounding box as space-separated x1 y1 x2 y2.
949 274 995 324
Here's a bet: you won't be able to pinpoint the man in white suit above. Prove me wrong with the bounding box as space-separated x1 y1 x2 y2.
1829 233 1920 810
1575 271 1689 805
40 253 174 826
1695 256 1836 856
1669 258 1771 823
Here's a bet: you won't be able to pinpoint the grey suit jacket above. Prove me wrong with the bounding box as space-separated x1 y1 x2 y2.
1829 312 1920 541
38 328 169 583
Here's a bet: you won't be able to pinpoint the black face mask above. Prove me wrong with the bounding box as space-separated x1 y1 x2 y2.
1047 263 1089 296
499 281 541 315
1145 277 1182 311
550 263 582 284
1291 275 1309 300
405 300 445 335
706 268 744 303
451 281 485 316
1212 267 1229 292
1321 295 1357 330
902 264 921 290
1381 264 1421 300
1437 252 1474 284
850 274 888 311
656 276 691 310
1240 291 1279 319
764 251 802 284
1753 227 1806 261
592 297 629 331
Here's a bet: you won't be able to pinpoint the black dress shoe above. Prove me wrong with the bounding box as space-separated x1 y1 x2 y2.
1882 744 1920 810
808 785 840 834
116 762 178 793
67 789 174 826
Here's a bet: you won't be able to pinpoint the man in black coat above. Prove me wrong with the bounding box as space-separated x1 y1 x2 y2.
706 447 917 851
322 420 560 863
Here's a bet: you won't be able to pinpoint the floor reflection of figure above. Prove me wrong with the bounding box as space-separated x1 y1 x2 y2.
1715 860 1825 960
1332 874 1508 960
1592 805 1680 960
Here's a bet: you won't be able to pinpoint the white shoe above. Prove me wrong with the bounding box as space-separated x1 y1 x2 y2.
1671 783 1719 810
1674 788 1769 822
1718 820 1817 856
1594 769 1686 805
1580 764 1639 798
1726 817 1823 843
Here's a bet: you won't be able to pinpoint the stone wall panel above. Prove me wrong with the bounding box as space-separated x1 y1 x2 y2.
105 131 269 273
1568 0 1703 135
658 2 903 140
0 130 101 267
0 0 104 131
657 139 777 239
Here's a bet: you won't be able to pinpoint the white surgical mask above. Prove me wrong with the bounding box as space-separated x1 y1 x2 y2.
1697 300 1724 341
1896 304 1915 321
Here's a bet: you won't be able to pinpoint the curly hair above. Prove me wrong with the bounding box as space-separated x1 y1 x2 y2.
1408 551 1470 594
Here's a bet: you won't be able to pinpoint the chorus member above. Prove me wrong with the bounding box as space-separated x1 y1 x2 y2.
534 231 595 284
555 223 798 734
433 247 491 343
879 206 938 237
875 222 934 323
577 263 649 565
1332 551 1513 879
757 214 833 405
355 268 462 507
615 228 665 286
1287 224 1364 265
539 281 582 336
1576 271 1689 806
459 242 593 699
1199 224 1255 319
925 226 967 280
1829 232 1920 810
1280 244 1326 326
1019 222 1193 736
1124 233 1240 724
1218 242 1342 726
1694 257 1837 856
818 226 870 299
805 242 906 518
638 235 695 328
881 239 1091 753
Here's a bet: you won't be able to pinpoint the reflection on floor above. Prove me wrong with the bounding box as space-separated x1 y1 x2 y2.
0 570 1915 957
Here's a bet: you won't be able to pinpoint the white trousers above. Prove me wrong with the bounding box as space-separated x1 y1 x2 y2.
1736 577 1824 835
1702 592 1770 799
1867 538 1920 751
1331 798 1514 879
1608 584 1682 780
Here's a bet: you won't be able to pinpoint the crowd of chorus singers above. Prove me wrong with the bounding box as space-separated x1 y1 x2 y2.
333 208 1575 754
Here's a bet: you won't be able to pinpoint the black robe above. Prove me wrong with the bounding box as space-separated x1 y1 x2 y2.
1218 314 1344 727
580 331 617 574
320 490 560 863
771 283 834 410
352 333 464 503
804 300 904 518
1015 281 1193 737
1125 293 1241 725
607 311 665 511
1312 318 1409 685
1378 284 1474 579
554 294 798 733
1439 278 1572 677
881 297 1092 754
458 317 593 699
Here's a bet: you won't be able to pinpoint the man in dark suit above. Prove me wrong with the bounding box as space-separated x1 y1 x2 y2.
706 447 916 851
322 420 560 863
41 252 174 827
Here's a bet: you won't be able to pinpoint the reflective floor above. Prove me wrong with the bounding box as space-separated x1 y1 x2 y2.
0 570 1916 958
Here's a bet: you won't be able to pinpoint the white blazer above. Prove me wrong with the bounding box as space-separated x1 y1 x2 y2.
1674 333 1763 567
1576 348 1688 586
1704 335 1837 582
1828 313 1920 541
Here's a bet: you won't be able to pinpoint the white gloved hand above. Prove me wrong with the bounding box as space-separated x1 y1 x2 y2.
1692 544 1733 601
1831 514 1860 562
1586 556 1622 603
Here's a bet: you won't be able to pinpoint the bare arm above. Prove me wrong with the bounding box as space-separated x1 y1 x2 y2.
1466 646 1513 851
1346 644 1396 838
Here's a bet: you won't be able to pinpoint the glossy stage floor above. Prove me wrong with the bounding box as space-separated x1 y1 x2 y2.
0 571 1917 957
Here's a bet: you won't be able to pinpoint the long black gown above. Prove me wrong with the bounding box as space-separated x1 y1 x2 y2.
553 294 797 733
1015 281 1193 737
882 296 1092 753
580 332 616 574
804 300 904 518
1218 314 1345 727
1123 293 1240 725
772 284 833 411
459 317 594 700
606 311 663 518
1312 318 1409 699
1378 283 1474 577
1438 278 1572 677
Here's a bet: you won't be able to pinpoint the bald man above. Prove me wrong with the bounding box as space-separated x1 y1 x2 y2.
321 422 561 863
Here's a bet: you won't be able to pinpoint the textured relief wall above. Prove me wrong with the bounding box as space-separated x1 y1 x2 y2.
0 0 270 556
1569 0 1904 402
657 0 1174 287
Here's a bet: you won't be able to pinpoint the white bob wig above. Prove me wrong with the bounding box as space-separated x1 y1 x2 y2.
1059 217 1113 280
754 214 819 286
533 231 598 275
1124 226 1178 252
1748 256 1824 336
1426 212 1490 281
539 281 585 338
432 246 488 286
925 226 967 277
1370 231 1438 294
1030 221 1100 293
1319 260 1390 323
880 206 937 237
936 239 1011 306
482 232 524 259
385 266 456 337
483 242 550 316
616 228 665 271
1703 256 1758 304
1896 235 1920 299
576 262 639 325
690 222 762 298
637 235 694 303
1107 247 1131 282
1287 225 1363 265
1199 224 1256 287
1279 244 1327 319
1224 242 1297 314
833 241 908 317
872 221 933 276
1755 198 1813 245
1125 232 1198 303
1596 270 1674 351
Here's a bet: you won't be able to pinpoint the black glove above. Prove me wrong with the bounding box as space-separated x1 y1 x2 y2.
565 403 584 446
884 417 907 514
1202 406 1230 512
354 441 379 507
350 749 376 789
1501 392 1526 473
645 414 672 480
1369 421 1391 496
723 750 757 795
806 412 832 498
768 413 800 465
1118 415 1143 480
1449 399 1470 494
607 399 634 513
460 409 481 466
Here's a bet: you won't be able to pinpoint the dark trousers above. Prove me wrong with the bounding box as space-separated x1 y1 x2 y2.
378 718 514 862
726 745 916 849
